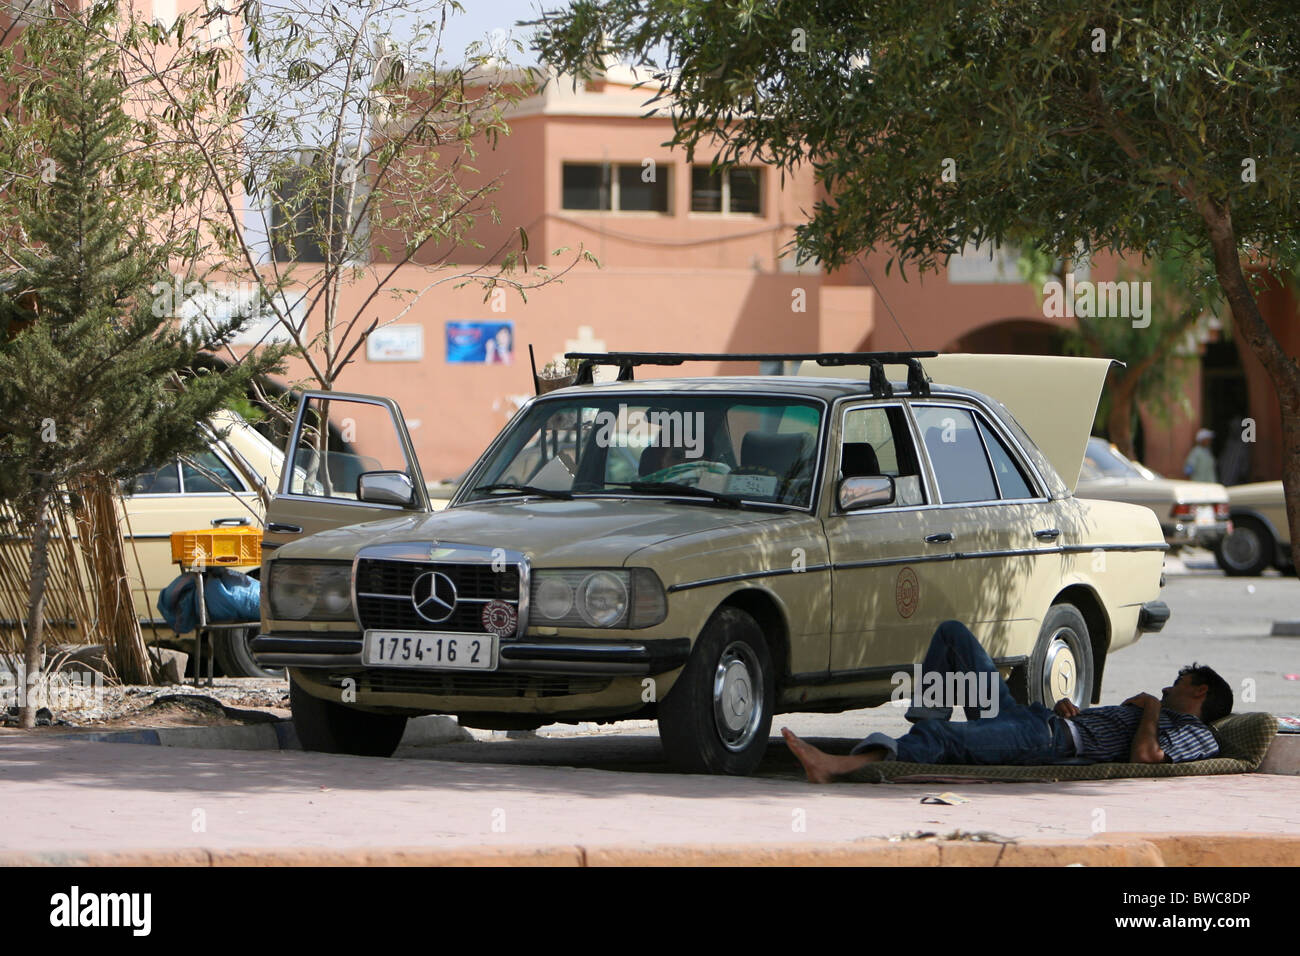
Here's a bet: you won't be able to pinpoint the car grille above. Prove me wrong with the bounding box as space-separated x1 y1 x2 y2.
328 670 609 699
355 558 520 634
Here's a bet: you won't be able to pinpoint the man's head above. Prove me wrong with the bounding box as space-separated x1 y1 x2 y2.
1195 427 1214 447
1162 663 1232 722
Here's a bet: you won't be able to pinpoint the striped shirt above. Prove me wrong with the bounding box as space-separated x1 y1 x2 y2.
1065 704 1219 764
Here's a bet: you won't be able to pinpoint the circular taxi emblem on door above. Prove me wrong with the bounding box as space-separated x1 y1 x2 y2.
896 567 919 619
411 571 457 623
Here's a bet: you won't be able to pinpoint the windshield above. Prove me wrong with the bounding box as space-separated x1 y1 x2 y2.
1081 438 1145 479
463 393 824 508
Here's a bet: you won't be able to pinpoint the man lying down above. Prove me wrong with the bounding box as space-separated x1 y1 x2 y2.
781 620 1233 784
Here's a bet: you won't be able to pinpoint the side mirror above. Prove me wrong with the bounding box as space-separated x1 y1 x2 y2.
358 471 415 507
839 475 895 511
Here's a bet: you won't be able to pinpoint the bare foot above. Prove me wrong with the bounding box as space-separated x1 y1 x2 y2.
781 727 843 784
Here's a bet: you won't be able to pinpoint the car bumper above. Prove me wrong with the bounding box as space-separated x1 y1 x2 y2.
1160 519 1230 548
1137 600 1171 633
252 632 691 677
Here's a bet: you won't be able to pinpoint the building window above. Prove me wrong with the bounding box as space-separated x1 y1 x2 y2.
270 149 370 264
691 166 762 215
562 163 670 213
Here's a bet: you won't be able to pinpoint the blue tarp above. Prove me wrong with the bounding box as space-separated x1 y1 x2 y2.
156 568 260 635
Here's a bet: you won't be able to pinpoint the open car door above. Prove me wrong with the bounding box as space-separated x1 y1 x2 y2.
262 391 430 554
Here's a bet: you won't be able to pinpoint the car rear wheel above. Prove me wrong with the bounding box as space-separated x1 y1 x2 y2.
657 606 774 775
290 677 408 757
1024 604 1094 709
1215 517 1273 576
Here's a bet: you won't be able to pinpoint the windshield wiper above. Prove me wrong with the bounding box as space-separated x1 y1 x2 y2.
475 482 573 500
604 480 744 509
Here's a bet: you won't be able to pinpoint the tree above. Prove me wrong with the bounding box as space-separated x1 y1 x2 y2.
0 8 285 725
533 0 1300 567
111 0 592 416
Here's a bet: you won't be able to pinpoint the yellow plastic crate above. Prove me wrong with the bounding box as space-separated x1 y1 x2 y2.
170 528 263 568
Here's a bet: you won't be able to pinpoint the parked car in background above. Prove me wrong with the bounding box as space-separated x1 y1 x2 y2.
1216 481 1294 576
1075 437 1230 552
254 353 1170 774
121 409 284 677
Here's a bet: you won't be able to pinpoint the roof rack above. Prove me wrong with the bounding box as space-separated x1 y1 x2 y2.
555 351 938 398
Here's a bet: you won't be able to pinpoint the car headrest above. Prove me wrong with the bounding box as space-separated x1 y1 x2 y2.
841 442 881 478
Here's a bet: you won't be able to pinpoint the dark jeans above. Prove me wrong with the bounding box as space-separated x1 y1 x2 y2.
856 620 1076 765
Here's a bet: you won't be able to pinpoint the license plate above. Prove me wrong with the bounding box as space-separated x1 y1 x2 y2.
363 631 497 670
1195 506 1215 526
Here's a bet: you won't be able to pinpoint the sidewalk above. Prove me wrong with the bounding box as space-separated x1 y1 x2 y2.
1 737 1296 865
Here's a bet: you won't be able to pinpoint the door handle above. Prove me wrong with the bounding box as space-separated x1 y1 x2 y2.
266 523 302 535
211 517 250 527
1034 528 1061 541
924 532 954 544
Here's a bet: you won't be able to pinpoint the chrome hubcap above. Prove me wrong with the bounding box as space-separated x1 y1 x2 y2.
1043 628 1080 704
713 641 763 752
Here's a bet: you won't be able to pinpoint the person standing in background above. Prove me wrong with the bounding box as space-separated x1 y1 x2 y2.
1183 427 1217 482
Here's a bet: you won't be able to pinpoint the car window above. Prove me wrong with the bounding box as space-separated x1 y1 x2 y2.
913 406 998 503
466 394 824 508
288 397 411 499
1083 438 1144 478
122 460 181 495
181 451 245 494
840 405 926 505
976 417 1035 499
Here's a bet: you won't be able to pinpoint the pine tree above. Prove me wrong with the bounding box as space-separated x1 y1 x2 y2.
0 10 286 726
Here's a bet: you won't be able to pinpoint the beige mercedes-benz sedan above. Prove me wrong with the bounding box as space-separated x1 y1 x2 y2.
254 352 1170 774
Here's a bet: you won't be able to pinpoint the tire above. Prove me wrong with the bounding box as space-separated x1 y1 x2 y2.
657 606 774 775
1215 517 1273 576
1025 604 1094 709
290 677 408 757
214 626 285 679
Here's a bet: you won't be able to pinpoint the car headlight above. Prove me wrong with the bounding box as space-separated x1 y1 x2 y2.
529 568 666 629
268 561 354 621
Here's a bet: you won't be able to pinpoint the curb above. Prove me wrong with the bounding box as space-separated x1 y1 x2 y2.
54 715 470 751
1 833 1297 867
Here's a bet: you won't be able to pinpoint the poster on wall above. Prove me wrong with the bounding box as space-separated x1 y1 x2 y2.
446 321 514 364
366 324 424 362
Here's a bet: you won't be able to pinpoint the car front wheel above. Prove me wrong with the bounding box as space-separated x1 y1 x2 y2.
657 606 774 775
1215 517 1273 576
1023 604 1094 709
290 677 408 757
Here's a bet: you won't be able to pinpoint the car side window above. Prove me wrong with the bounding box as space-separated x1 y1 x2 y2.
181 451 245 494
913 405 998 504
122 460 181 495
288 397 409 499
840 405 926 505
976 417 1035 499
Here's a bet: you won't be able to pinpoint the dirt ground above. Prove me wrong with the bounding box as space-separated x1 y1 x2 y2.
1 677 290 732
